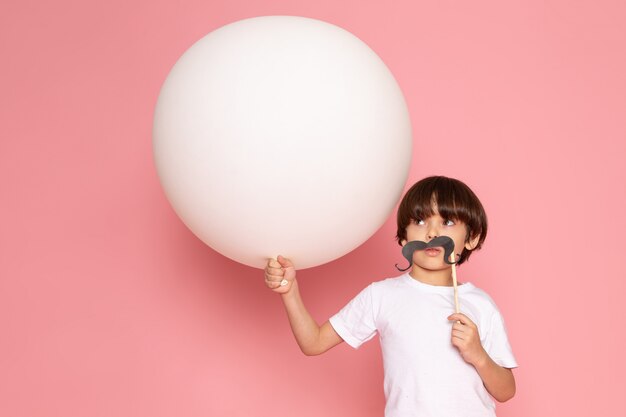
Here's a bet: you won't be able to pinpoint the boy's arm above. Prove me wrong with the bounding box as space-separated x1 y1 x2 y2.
447 313 516 402
266 256 344 356
473 354 516 403
280 287 344 355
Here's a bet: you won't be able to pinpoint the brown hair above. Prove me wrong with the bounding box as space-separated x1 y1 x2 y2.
396 176 487 265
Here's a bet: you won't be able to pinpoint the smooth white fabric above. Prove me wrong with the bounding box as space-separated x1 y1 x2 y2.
329 273 518 417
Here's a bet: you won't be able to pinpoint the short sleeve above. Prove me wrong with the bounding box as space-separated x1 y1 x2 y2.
484 310 518 369
329 284 377 349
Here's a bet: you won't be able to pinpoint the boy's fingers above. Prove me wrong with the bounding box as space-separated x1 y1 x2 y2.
451 322 465 331
447 313 475 327
268 258 281 268
268 282 282 290
265 273 285 283
447 313 462 322
452 321 467 330
265 266 284 276
265 277 288 288
451 330 465 340
266 280 289 290
265 256 295 292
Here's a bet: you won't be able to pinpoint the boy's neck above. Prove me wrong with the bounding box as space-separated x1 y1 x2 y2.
409 267 457 287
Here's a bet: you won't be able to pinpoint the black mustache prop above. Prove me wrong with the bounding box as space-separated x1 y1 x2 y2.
395 236 457 272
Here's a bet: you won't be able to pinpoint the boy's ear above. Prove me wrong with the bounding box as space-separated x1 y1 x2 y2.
401 239 407 246
464 234 481 250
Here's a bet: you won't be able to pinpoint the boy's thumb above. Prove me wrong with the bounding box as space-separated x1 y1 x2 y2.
277 255 293 268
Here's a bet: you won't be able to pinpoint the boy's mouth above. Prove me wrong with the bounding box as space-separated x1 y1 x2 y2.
424 248 441 256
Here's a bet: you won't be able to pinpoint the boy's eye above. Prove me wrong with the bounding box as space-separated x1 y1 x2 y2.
444 219 455 226
414 219 425 225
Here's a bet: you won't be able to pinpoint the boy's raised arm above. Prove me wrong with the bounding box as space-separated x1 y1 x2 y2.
265 256 344 356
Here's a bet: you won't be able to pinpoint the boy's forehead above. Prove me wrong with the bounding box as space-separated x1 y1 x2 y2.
412 198 439 216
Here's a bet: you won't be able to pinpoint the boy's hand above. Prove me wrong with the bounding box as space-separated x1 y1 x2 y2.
447 313 489 368
264 255 296 294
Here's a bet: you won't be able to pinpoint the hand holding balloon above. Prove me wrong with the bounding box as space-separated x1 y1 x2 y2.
264 256 297 295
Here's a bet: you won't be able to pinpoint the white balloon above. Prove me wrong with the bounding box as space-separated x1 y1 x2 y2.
153 16 412 269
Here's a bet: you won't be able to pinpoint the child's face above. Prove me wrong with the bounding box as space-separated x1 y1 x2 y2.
401 207 478 271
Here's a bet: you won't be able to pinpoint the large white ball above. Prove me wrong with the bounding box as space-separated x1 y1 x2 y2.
153 16 412 269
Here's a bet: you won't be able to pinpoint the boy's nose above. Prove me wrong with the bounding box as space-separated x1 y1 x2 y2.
426 227 439 240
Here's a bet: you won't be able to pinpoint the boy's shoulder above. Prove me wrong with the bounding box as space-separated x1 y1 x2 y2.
462 283 506 317
464 282 492 298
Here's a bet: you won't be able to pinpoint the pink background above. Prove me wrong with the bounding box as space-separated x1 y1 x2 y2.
1 1 625 416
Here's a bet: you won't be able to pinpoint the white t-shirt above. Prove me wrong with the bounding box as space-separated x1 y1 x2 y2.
329 273 518 417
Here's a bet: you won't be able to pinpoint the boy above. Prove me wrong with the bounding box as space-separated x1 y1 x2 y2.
264 176 517 417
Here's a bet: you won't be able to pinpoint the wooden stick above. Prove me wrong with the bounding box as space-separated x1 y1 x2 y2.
450 253 460 314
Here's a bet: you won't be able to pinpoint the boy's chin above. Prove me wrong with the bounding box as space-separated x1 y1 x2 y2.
411 259 451 272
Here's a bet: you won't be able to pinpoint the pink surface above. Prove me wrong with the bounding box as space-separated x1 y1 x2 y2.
1 1 625 416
